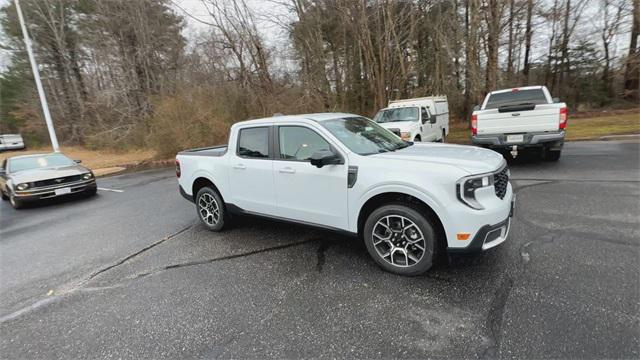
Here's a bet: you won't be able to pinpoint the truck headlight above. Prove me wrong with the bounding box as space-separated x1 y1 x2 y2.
400 132 411 140
16 183 29 191
82 172 93 180
456 174 494 210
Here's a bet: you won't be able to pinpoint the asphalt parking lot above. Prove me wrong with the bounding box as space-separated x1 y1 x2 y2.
1 140 638 359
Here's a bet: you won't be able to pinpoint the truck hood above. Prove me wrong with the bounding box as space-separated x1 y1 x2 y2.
377 121 418 132
10 165 89 184
371 143 504 175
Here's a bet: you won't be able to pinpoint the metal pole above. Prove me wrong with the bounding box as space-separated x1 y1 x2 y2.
14 0 60 152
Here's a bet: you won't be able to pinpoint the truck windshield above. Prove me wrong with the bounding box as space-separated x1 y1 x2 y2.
485 89 548 109
373 107 419 123
321 117 410 155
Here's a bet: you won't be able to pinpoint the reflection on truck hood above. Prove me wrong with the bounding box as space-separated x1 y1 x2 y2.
9 165 88 184
371 143 504 175
377 121 418 132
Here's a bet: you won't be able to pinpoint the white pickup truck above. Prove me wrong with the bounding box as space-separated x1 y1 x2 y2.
176 113 514 275
471 86 567 160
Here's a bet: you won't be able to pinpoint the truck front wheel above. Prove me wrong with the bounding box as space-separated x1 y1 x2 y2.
363 204 436 276
195 187 227 231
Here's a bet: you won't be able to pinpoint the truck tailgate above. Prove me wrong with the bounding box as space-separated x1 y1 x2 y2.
477 104 560 135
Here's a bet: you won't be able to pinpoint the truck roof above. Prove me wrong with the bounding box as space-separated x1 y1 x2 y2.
488 86 545 95
231 112 362 127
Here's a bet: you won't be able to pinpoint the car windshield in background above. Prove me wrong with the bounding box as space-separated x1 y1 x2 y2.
373 107 419 123
485 89 548 109
321 117 409 155
9 154 75 173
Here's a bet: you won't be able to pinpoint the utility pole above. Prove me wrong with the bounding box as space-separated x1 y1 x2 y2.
14 0 60 152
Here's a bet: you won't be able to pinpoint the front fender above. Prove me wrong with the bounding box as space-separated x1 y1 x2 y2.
351 182 450 234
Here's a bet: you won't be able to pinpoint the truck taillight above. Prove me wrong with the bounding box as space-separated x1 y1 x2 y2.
471 114 478 136
559 107 568 129
175 159 181 178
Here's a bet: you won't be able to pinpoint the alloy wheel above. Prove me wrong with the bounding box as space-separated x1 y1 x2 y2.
198 193 220 226
371 215 426 267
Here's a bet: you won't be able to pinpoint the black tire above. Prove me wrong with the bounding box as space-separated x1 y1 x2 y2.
414 135 421 142
440 129 446 143
545 149 561 161
363 203 437 276
84 186 97 197
9 192 23 209
195 187 227 231
1 188 8 201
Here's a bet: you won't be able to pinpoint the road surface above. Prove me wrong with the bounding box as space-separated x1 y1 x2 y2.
1 140 638 359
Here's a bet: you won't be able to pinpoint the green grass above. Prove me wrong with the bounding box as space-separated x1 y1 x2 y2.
447 112 640 144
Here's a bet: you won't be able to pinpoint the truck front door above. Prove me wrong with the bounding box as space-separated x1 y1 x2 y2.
272 125 349 230
420 107 437 142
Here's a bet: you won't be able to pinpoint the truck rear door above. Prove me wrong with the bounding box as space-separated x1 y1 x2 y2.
477 89 560 135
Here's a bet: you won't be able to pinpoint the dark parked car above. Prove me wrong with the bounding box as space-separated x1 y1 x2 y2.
0 153 97 209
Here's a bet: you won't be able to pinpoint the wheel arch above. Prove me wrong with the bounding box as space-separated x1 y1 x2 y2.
356 191 447 252
192 176 224 203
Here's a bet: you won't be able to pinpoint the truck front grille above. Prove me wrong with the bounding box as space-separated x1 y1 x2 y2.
33 175 84 188
494 167 509 199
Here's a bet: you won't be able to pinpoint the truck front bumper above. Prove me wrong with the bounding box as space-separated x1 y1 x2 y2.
472 130 564 150
446 189 515 254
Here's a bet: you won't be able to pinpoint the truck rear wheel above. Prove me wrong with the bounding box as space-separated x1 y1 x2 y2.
545 149 561 161
195 187 227 231
363 203 436 276
439 129 446 143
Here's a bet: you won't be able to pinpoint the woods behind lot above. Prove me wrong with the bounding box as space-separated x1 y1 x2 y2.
1 0 638 157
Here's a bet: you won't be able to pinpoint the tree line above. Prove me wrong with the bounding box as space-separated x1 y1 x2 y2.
0 0 637 155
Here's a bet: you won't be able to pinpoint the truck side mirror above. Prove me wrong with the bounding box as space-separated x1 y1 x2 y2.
473 105 480 111
310 150 342 168
429 115 437 124
552 97 560 103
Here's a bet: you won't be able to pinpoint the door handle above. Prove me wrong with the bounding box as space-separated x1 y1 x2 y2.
233 164 246 170
279 167 296 174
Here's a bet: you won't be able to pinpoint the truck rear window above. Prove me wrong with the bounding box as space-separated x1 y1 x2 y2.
485 89 548 110
237 127 269 158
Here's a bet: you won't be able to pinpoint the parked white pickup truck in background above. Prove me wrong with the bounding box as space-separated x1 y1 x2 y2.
373 96 449 142
176 113 514 276
471 86 567 160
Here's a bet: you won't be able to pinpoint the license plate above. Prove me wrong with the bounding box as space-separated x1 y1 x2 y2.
54 187 71 196
506 135 524 143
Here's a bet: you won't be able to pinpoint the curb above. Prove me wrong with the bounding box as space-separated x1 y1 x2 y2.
93 159 174 178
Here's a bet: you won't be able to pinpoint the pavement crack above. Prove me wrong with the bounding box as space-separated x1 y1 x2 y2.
0 224 194 324
481 276 514 359
80 224 194 285
316 240 333 272
128 239 318 280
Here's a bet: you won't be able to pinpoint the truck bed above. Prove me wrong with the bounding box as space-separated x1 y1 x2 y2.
178 145 227 157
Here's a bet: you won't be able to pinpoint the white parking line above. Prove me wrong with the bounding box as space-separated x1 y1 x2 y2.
97 187 124 193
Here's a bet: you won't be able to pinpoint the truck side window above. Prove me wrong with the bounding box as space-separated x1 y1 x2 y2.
278 126 331 161
237 127 269 158
421 108 429 123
